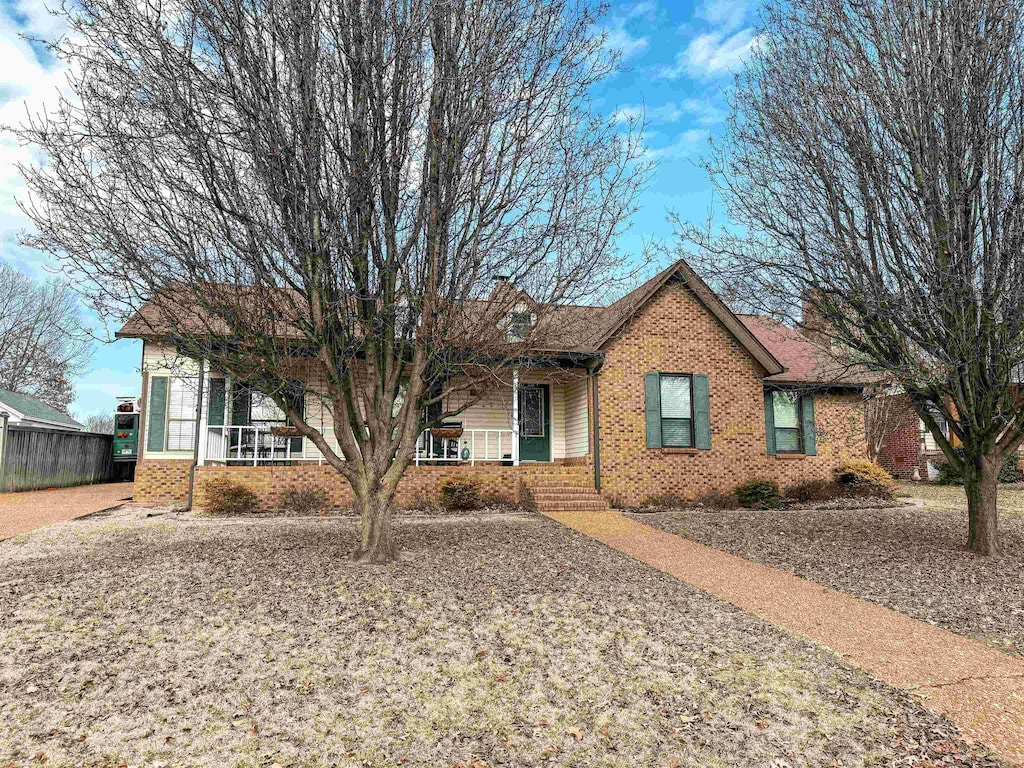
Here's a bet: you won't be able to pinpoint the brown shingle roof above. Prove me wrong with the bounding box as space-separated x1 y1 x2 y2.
738 314 871 387
116 259 790 375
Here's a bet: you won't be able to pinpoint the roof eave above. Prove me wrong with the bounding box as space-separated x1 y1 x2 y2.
594 260 786 376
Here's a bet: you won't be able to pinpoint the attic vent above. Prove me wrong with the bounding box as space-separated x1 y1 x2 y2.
509 311 533 341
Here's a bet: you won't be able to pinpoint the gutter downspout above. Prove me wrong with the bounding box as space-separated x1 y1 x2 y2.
588 359 604 492
186 362 207 511
0 411 8 492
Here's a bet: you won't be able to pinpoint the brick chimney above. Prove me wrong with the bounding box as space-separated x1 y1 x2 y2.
800 289 830 347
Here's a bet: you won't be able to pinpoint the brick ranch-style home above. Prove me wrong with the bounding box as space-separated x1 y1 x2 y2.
117 259 868 511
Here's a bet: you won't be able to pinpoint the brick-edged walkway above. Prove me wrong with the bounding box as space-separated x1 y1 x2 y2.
545 510 1024 767
0 483 134 540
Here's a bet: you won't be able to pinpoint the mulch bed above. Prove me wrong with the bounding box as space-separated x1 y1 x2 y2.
0 507 1002 766
188 504 528 519
633 506 1024 655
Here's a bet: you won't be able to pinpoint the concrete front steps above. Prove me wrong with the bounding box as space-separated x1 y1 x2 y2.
524 468 610 512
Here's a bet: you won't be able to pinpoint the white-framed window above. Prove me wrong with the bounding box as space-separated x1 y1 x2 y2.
660 374 694 448
771 391 803 454
166 377 199 451
249 391 286 426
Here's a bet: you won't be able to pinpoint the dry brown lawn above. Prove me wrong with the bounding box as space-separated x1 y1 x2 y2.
636 498 1024 656
0 506 1002 767
899 481 1024 517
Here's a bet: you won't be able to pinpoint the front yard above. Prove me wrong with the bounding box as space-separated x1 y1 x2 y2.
0 507 999 767
899 481 1024 517
634 497 1024 655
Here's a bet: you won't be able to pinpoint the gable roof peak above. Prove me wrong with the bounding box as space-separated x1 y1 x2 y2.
593 257 786 376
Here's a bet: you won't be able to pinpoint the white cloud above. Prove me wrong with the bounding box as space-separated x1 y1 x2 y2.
644 128 711 161
601 1 659 61
604 25 649 60
612 102 684 125
613 99 726 127
681 97 727 126
660 28 759 80
695 0 751 32
0 7 70 248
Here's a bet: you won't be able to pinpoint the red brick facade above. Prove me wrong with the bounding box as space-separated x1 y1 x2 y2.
133 459 194 505
877 407 922 480
596 280 866 506
133 460 592 512
133 278 868 509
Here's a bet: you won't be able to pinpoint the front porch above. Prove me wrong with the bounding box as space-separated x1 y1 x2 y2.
195 368 592 469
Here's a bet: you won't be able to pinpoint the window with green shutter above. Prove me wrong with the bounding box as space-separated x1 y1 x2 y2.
772 391 803 453
147 376 168 453
645 372 711 450
766 390 816 455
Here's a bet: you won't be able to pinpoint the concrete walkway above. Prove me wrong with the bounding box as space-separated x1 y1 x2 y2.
545 510 1024 767
0 482 133 540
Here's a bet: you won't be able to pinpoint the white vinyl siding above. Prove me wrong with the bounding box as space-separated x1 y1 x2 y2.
563 377 589 458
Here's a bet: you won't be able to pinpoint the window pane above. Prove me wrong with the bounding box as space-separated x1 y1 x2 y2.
520 388 544 437
663 418 692 448
168 378 198 418
775 427 801 453
167 420 195 450
772 391 800 428
660 376 692 419
250 392 285 423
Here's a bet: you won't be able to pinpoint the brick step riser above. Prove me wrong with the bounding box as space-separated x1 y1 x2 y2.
534 501 610 511
534 497 608 505
525 480 594 488
528 489 598 495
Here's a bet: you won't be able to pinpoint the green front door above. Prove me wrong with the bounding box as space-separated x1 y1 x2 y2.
518 384 551 462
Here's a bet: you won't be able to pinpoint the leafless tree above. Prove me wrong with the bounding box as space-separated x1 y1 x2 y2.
83 413 114 434
0 261 91 411
863 387 916 464
15 0 649 561
678 0 1024 554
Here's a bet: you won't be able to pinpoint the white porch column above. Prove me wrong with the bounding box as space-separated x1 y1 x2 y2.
512 367 520 466
197 359 211 466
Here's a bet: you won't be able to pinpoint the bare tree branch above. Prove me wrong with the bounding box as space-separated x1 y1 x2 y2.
14 0 650 562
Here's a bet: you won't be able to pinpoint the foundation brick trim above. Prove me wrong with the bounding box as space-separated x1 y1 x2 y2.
134 459 194 505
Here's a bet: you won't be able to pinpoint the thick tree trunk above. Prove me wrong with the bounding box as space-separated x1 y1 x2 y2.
964 453 1000 556
351 479 400 564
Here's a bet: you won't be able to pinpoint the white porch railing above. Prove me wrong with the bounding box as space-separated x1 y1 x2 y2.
203 424 515 466
204 425 319 464
415 428 514 465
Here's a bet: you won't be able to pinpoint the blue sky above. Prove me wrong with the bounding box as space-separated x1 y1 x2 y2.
0 0 758 421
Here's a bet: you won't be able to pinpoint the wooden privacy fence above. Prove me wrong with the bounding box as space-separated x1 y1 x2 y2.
0 425 115 492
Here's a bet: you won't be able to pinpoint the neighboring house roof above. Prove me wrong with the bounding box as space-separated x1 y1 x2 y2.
738 314 871 387
0 389 85 430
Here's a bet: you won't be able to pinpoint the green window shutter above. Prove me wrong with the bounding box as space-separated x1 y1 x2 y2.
208 379 226 426
802 394 817 455
644 372 662 448
764 389 776 456
693 374 711 450
147 377 168 452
